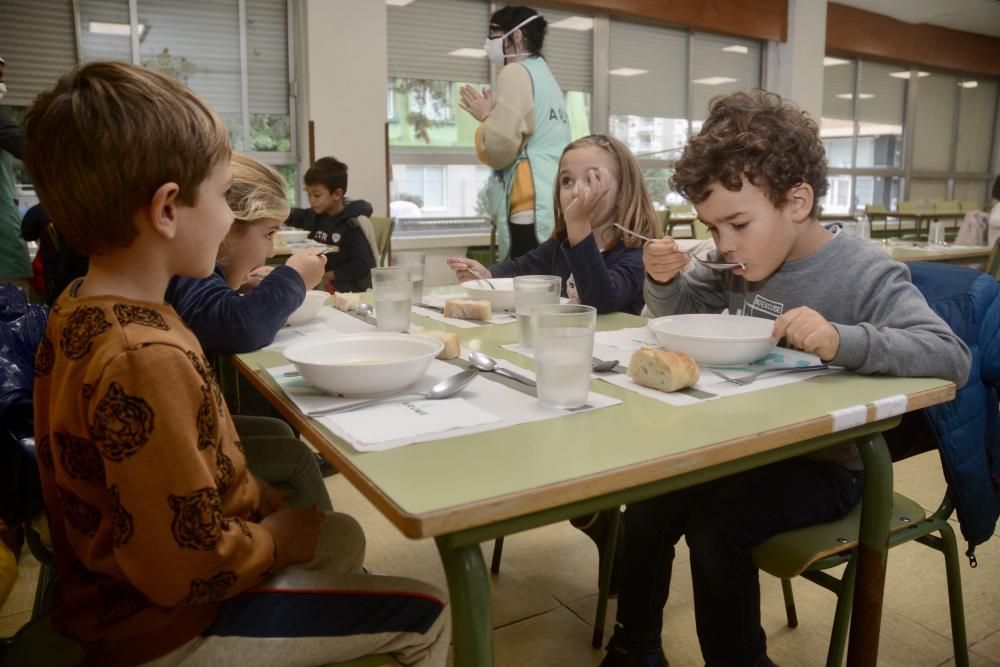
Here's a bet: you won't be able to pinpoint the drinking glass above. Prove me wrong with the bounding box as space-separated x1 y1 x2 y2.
857 219 871 241
392 251 426 303
514 275 562 349
928 221 946 246
371 267 412 332
531 304 597 409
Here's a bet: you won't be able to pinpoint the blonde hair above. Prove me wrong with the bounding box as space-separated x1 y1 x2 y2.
551 135 660 248
227 153 290 235
24 61 231 256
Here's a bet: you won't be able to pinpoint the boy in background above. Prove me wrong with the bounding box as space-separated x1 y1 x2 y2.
602 90 970 667
26 61 448 667
286 156 378 292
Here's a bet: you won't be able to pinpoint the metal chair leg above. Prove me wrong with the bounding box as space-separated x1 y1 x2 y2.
826 556 858 667
592 509 621 649
780 578 798 628
937 522 969 667
490 537 504 575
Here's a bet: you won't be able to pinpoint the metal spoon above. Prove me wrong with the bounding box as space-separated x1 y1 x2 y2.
356 303 376 325
613 223 745 271
307 368 480 416
468 351 536 387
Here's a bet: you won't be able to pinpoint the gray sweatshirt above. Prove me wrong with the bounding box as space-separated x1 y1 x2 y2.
644 229 970 388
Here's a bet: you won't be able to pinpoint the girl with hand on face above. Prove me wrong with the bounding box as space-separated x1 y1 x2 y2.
448 134 660 314
166 153 327 355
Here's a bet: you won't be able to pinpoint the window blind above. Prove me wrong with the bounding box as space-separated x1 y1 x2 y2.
541 7 592 93
246 0 289 116
0 0 77 107
137 0 243 115
691 33 761 121
912 72 958 172
956 79 997 173
857 61 905 127
609 19 687 119
79 0 135 66
822 60 855 121
387 0 490 84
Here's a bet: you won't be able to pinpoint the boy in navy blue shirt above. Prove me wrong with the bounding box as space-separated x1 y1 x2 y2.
286 156 377 292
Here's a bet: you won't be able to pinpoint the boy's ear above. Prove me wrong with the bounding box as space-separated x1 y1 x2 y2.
333 187 345 200
786 182 814 223
147 182 183 240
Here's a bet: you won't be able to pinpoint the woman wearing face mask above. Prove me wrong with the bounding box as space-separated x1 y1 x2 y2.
459 6 571 260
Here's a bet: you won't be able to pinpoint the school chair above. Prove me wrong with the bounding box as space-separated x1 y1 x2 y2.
987 238 1000 281
959 201 981 212
935 200 960 211
369 217 395 267
751 483 968 667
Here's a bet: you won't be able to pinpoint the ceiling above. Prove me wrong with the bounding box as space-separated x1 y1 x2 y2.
834 0 1000 38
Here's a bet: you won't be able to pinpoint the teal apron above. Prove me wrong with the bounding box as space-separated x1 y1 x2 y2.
488 56 571 261
0 151 31 280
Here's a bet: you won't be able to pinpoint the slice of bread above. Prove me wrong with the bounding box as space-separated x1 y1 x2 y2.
413 330 461 360
627 348 700 393
443 299 492 321
333 292 362 312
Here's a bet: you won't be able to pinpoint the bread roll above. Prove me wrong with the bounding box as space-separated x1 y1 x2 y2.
443 299 492 321
333 292 362 312
627 348 700 393
413 330 461 360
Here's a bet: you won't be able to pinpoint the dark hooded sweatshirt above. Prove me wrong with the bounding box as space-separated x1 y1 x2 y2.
286 198 376 292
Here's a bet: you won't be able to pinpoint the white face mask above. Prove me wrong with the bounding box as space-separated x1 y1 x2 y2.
0 82 6 101
483 14 540 67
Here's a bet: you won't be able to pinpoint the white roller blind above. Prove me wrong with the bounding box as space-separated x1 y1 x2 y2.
691 33 761 121
79 0 134 65
857 61 905 126
822 60 855 121
138 0 243 115
541 7 592 93
0 0 77 106
956 79 997 173
609 20 687 119
246 0 289 115
912 72 958 172
387 0 490 83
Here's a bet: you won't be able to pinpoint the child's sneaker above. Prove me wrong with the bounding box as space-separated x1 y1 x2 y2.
599 626 669 667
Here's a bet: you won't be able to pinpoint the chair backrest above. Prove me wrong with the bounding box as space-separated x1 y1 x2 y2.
936 200 960 211
898 200 918 212
369 217 395 267
865 203 887 214
656 209 670 236
987 237 1000 281
960 200 980 212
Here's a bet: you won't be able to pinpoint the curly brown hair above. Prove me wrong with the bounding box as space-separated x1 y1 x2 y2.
670 90 828 217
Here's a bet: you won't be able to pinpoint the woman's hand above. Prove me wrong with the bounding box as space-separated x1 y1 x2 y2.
285 248 327 290
459 85 494 122
447 256 492 282
642 237 689 284
562 167 612 246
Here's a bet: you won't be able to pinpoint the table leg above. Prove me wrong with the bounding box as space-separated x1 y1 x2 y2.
846 432 893 667
436 537 493 666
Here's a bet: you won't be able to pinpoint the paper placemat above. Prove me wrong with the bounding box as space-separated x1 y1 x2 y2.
502 337 841 407
267 357 620 451
412 293 517 328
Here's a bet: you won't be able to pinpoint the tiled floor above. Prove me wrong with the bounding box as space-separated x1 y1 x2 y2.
3 450 998 666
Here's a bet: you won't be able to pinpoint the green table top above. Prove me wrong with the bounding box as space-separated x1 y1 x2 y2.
236 311 954 538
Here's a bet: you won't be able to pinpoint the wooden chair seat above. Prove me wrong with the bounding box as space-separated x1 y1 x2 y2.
752 492 926 579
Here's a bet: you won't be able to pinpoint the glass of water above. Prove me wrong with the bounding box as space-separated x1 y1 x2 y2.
371 267 412 332
392 251 426 303
531 304 597 409
514 275 561 349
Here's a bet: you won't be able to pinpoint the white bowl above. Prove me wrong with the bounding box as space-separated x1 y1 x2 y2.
283 333 444 397
285 290 329 327
648 314 776 366
277 229 309 244
461 277 515 310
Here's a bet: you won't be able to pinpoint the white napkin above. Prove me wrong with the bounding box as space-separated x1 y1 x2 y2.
320 398 501 451
593 327 660 351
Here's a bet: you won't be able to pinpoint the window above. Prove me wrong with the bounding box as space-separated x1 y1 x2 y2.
856 62 904 169
912 72 958 172
821 58 856 170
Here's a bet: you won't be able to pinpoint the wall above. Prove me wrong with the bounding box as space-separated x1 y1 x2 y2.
302 0 388 216
765 0 827 120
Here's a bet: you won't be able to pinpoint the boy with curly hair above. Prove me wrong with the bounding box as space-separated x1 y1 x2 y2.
601 90 970 667
26 61 448 667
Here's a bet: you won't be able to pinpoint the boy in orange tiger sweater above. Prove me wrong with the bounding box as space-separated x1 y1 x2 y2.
25 62 448 667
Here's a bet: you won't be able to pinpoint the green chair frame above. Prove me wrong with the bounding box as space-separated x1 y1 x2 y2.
369 217 395 267
752 489 968 667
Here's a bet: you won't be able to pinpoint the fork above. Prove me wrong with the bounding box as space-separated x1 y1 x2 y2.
613 223 745 271
708 365 829 386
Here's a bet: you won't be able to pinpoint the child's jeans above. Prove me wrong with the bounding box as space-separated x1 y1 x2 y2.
614 457 864 666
